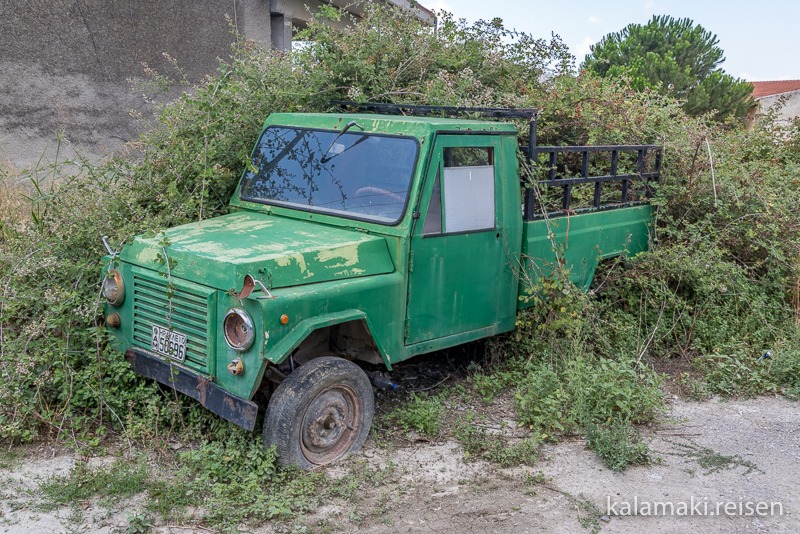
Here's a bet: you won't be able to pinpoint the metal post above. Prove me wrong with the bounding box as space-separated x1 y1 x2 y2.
523 116 538 220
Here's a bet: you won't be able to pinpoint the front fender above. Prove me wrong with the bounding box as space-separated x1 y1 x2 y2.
265 309 392 369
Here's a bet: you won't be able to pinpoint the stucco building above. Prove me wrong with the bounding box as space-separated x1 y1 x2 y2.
748 80 800 126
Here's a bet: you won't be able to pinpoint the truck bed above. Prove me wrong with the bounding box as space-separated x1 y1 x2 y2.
517 204 652 308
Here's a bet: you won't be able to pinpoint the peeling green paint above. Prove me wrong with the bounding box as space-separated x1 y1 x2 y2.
135 247 159 264
120 211 394 291
290 253 310 277
316 243 360 268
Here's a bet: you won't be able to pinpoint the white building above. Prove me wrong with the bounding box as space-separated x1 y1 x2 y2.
749 80 800 125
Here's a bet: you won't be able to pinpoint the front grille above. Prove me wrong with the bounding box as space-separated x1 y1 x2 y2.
132 272 214 373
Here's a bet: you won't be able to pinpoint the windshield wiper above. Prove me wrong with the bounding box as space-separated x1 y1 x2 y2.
320 121 365 163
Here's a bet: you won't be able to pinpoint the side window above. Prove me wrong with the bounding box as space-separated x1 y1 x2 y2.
422 171 442 235
441 146 495 232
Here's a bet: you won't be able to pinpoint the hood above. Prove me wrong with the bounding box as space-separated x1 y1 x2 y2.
120 211 395 291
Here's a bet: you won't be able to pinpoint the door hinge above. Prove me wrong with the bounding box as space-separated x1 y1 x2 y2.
404 318 410 339
408 250 414 272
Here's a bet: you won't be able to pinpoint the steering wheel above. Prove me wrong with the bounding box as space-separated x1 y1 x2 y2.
354 186 404 203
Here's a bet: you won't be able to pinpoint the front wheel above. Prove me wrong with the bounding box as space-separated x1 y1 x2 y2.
263 357 375 468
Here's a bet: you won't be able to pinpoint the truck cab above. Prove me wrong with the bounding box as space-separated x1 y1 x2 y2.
102 105 660 468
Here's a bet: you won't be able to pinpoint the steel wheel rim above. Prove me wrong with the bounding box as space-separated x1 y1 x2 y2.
300 384 361 465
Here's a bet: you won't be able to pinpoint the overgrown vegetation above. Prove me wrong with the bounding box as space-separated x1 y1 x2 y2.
0 171 27 239
37 432 326 531
2 1 800 528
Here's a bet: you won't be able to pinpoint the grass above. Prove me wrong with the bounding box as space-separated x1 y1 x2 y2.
667 439 761 475
454 412 540 467
325 459 400 506
322 459 401 530
10 314 785 532
573 493 604 534
38 456 150 510
378 349 664 472
33 434 327 531
523 476 604 534
384 392 444 437
7 356 779 533
7 337 691 532
126 512 155 534
0 171 30 239
0 448 22 470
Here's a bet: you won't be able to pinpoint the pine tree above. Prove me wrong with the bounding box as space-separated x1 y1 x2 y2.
582 15 753 121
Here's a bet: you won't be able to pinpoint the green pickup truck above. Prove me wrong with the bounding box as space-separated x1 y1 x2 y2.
102 103 661 468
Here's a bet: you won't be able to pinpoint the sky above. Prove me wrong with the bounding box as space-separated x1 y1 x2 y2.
422 0 799 81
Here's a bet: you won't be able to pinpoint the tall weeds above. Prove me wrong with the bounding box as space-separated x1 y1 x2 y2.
0 168 28 238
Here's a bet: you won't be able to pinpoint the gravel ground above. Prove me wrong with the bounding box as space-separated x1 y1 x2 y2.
1 396 797 533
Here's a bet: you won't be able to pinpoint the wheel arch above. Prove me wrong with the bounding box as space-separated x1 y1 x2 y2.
264 309 392 368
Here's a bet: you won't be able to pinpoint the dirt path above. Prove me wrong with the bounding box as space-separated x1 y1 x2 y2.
308 396 798 534
1 396 798 533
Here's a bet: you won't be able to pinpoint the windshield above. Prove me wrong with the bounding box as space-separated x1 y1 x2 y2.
239 126 419 223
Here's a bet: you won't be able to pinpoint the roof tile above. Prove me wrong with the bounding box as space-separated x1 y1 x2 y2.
751 80 800 99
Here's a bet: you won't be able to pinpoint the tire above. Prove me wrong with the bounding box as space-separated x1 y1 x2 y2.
263 357 374 469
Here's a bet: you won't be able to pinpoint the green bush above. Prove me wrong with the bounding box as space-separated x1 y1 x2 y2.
771 348 800 399
586 423 651 472
566 357 664 426
512 355 664 437
695 347 800 399
513 363 567 438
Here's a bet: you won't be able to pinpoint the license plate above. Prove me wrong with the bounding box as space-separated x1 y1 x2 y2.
150 325 187 362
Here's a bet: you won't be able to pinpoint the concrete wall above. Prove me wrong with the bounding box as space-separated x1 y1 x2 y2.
0 0 250 169
0 0 433 170
1 0 245 81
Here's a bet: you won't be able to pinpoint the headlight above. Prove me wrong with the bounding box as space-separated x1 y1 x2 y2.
223 308 255 351
102 269 125 306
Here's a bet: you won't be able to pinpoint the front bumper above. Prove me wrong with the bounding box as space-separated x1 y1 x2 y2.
125 348 259 431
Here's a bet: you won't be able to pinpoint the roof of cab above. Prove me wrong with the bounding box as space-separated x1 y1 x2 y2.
264 112 519 137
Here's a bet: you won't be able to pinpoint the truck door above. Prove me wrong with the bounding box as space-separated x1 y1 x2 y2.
405 135 514 344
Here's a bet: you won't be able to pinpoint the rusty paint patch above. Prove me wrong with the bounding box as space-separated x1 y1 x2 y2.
196 376 210 405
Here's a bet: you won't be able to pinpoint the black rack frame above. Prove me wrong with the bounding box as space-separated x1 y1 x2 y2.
523 143 663 220
333 101 662 220
333 100 539 119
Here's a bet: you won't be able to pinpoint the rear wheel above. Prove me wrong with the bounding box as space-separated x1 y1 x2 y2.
263 357 374 468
